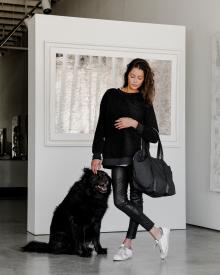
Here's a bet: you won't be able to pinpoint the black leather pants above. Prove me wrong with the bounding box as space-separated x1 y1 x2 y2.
111 166 154 239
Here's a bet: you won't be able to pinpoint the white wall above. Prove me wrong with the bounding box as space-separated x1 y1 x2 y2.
28 14 185 235
54 0 220 231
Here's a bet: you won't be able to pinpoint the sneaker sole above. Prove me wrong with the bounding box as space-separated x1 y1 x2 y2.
113 254 133 261
113 257 132 261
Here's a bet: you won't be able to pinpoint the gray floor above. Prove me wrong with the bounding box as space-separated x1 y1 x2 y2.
1 199 220 275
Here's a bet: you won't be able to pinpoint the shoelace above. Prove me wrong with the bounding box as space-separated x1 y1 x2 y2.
118 247 127 256
155 240 163 254
117 246 130 258
155 230 164 251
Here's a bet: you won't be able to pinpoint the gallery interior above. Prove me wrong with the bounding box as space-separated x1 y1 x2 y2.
0 0 220 274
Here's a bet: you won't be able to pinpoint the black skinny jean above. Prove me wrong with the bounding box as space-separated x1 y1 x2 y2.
111 165 154 239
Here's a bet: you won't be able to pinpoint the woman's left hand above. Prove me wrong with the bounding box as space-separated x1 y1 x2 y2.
114 117 138 129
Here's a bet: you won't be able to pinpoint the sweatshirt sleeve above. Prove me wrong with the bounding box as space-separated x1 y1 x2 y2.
135 104 159 143
92 92 107 160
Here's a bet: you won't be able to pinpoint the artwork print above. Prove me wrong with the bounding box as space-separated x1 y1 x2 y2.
55 54 171 136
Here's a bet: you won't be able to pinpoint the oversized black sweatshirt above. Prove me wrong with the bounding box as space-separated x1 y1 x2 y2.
92 88 159 168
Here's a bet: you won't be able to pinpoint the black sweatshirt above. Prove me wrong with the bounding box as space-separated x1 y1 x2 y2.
92 88 159 168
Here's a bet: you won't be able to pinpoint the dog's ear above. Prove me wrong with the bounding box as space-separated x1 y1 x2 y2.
83 167 92 175
107 174 112 184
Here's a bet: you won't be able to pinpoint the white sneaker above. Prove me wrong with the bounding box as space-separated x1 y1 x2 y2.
155 227 170 260
113 244 133 261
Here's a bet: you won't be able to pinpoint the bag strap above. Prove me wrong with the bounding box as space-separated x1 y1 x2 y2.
153 127 164 160
140 127 164 160
140 137 148 157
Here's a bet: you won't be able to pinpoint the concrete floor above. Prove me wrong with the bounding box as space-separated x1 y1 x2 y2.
1 199 220 275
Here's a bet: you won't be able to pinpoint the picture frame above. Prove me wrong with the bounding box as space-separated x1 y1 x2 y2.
44 42 181 147
210 32 220 192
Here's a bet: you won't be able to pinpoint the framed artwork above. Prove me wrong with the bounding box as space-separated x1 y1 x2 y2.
210 32 220 192
44 42 181 146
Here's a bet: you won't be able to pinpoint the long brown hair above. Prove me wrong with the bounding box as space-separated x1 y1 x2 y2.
123 58 155 105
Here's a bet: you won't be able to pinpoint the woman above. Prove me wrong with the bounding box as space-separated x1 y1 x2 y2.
91 58 170 261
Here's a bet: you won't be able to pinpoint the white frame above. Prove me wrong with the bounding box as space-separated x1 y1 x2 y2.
45 41 181 147
210 32 220 192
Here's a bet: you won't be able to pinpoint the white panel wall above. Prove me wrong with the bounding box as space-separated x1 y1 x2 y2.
52 0 220 238
28 14 185 234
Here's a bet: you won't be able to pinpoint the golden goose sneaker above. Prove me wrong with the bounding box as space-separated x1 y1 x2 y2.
155 227 170 260
113 244 133 261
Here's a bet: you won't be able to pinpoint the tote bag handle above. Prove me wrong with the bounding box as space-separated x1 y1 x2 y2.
140 127 163 160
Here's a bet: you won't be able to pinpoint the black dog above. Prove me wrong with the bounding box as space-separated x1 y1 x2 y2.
22 168 111 257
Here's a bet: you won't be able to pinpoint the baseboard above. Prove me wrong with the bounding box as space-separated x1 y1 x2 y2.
187 223 220 232
0 187 27 199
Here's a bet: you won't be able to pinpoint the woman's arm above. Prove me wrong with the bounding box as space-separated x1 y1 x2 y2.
92 93 107 160
114 105 159 143
135 105 159 143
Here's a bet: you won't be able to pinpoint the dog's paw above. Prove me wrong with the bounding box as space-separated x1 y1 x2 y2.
97 247 107 255
80 251 92 257
78 248 93 258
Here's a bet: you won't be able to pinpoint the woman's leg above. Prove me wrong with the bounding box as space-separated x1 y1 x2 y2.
121 166 143 248
125 166 162 242
111 166 154 232
126 165 143 240
112 166 170 260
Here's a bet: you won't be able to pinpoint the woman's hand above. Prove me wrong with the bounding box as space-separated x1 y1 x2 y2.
114 117 138 130
91 159 102 174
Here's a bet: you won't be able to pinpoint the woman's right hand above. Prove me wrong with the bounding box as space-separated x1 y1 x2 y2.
91 159 102 174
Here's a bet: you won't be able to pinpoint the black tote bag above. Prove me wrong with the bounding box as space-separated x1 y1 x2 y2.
132 129 176 198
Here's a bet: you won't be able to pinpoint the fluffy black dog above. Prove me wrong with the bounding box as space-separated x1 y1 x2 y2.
22 168 111 257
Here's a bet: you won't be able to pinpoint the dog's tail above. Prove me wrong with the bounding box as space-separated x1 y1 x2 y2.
22 241 50 253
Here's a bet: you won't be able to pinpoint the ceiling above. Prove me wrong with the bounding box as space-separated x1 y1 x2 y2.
0 0 57 53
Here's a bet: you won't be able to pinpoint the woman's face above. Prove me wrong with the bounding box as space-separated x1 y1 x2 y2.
127 67 144 91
